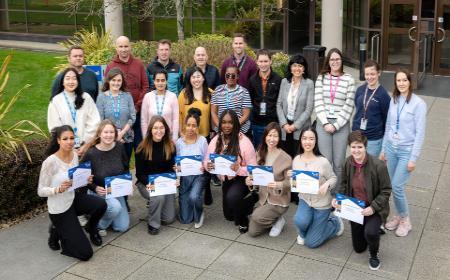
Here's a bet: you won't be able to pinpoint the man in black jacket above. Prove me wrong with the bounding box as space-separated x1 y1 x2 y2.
248 49 282 148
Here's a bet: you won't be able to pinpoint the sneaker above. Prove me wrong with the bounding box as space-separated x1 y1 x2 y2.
296 235 305 245
98 229 107 237
269 216 286 237
239 225 248 233
385 215 400 231
212 176 221 186
336 216 344 236
48 225 60 251
395 217 412 237
147 225 159 235
194 212 205 229
78 215 88 227
369 254 381 270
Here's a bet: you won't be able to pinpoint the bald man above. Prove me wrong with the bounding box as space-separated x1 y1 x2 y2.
105 36 149 148
184 46 220 90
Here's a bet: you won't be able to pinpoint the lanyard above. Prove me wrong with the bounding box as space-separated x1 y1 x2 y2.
225 85 235 109
396 100 407 132
109 91 121 120
362 85 379 118
329 74 340 104
155 92 166 116
63 91 77 132
233 55 247 71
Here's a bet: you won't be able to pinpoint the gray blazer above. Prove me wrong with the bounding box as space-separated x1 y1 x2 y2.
276 77 314 140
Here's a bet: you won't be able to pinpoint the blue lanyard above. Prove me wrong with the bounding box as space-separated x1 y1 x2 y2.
155 92 166 116
63 91 77 132
109 91 121 120
225 86 233 109
396 100 407 131
233 55 247 71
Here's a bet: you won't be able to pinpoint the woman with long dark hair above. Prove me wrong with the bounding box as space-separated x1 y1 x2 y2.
38 125 106 261
291 126 343 248
204 109 257 233
245 122 292 237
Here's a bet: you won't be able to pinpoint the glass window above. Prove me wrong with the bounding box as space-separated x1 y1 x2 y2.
389 4 414 28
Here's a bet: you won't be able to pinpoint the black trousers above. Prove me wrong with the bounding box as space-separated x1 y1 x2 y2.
222 176 250 227
350 213 382 256
282 120 299 159
49 192 107 261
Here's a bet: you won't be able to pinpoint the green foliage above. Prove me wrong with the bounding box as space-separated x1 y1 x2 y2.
132 40 158 65
271 52 289 77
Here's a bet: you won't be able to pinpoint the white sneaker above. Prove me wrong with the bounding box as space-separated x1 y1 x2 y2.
98 229 107 237
296 235 305 245
336 216 344 236
269 216 286 237
78 215 88 227
194 212 205 229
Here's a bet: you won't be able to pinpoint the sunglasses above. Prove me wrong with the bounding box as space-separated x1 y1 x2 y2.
225 73 237 79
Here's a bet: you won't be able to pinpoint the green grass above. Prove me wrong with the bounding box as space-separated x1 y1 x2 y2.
0 49 59 132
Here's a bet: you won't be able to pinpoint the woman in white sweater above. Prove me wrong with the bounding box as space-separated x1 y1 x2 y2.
38 125 106 261
48 68 101 156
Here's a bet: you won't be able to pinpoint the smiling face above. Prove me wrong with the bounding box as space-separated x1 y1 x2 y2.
99 124 116 145
185 117 199 138
154 73 167 92
115 37 131 61
395 72 411 95
329 52 342 74
68 48 84 68
290 63 304 78
57 130 75 152
232 36 246 56
265 129 280 149
194 47 208 67
301 130 316 153
225 67 238 87
109 74 123 93
190 71 205 90
257 54 271 73
151 121 166 142
365 66 380 88
220 113 234 136
63 70 78 93
157 43 171 62
350 141 366 163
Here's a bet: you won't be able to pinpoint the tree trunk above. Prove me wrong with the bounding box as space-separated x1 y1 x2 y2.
260 0 264 48
176 0 185 41
211 0 216 33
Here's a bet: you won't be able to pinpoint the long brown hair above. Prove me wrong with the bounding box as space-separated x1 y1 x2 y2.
84 119 118 152
136 115 175 160
257 122 282 165
392 69 413 104
320 48 344 75
102 67 127 92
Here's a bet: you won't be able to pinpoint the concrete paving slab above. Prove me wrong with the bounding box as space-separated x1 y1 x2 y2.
266 254 342 280
52 272 87 280
408 253 450 280
127 257 202 280
445 151 450 164
424 209 450 234
190 209 241 241
208 243 284 280
430 190 450 212
404 186 434 209
157 231 232 269
196 270 243 280
337 268 388 280
419 147 446 163
111 222 184 256
415 230 450 260
66 245 151 280
407 160 441 189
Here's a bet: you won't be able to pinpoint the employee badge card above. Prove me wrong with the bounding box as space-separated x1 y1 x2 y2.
247 165 274 186
148 173 177 197
68 161 91 192
175 155 203 176
209 154 237 176
290 170 320 194
334 193 366 225
105 173 133 199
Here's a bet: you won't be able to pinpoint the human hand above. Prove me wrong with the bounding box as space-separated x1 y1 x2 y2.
318 184 328 196
361 206 374 216
245 176 253 187
407 161 416 172
59 180 72 193
146 184 155 191
95 186 107 196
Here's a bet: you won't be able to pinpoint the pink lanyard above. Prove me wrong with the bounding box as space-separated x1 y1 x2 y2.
329 74 341 104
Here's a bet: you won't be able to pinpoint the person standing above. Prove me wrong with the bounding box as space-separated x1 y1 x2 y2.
185 46 221 90
147 39 183 96
51 46 99 101
352 60 390 157
220 33 257 90
380 69 426 237
248 49 282 148
105 36 149 149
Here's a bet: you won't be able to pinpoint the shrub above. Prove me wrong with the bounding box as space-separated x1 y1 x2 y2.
132 40 158 65
271 52 289 78
0 138 47 220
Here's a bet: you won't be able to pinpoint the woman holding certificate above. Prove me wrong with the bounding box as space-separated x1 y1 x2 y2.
292 126 342 248
205 109 257 233
380 69 426 237
38 125 106 261
176 108 209 228
245 122 292 237
135 116 177 235
333 131 391 270
81 120 130 235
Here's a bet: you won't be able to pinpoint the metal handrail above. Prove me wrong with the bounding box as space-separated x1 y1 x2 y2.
418 35 429 84
370 33 380 62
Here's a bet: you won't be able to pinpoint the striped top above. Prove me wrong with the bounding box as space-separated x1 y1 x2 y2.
314 73 356 130
211 84 252 133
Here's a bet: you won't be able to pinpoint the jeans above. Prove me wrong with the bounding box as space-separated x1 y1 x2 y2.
384 142 412 217
251 124 266 149
89 191 129 232
366 138 383 158
350 213 381 256
179 174 208 224
293 199 341 248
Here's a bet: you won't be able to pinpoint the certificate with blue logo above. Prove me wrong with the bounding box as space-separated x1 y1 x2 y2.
68 161 91 192
334 193 366 225
247 165 274 186
175 155 203 176
148 173 177 197
209 154 237 176
105 173 133 199
291 170 320 194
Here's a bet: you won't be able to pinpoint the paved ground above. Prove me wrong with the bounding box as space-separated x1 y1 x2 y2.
0 41 449 280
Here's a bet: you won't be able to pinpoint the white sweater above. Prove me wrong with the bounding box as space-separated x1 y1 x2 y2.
47 92 101 144
37 152 78 214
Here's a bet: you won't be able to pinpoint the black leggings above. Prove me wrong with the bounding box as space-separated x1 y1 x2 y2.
222 176 250 227
350 213 382 256
49 192 106 261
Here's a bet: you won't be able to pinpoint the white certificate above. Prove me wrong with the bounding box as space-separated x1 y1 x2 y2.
248 166 274 186
176 155 203 176
291 170 320 194
334 194 365 225
68 162 91 192
149 173 177 197
105 173 133 199
209 154 236 176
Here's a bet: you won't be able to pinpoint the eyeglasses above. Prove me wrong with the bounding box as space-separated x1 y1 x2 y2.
225 73 237 79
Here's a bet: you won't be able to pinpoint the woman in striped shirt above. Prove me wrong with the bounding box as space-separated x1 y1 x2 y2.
314 48 356 187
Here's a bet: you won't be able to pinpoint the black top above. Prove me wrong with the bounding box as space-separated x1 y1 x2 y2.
248 69 282 125
81 142 129 190
185 64 221 90
135 141 176 185
51 68 99 101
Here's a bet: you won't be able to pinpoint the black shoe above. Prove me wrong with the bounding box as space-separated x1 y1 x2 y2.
148 225 159 235
239 226 248 234
125 196 131 213
89 231 103 246
212 176 221 186
48 226 60 251
204 187 213 206
369 255 381 270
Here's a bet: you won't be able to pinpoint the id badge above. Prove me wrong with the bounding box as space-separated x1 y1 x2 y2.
360 118 368 130
260 102 266 115
74 136 81 148
393 132 400 140
327 107 336 119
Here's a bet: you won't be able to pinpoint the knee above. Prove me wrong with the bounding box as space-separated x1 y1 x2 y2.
304 236 322 249
107 200 122 217
365 229 379 242
293 214 308 230
353 245 367 253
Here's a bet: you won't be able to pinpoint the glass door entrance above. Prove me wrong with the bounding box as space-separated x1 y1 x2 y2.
434 0 450 75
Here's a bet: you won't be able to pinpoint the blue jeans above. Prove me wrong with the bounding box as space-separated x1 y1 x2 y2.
89 191 129 232
293 199 341 248
384 142 412 217
366 138 383 158
178 174 208 224
252 124 266 149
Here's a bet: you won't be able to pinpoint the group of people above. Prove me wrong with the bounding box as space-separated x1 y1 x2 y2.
38 33 426 271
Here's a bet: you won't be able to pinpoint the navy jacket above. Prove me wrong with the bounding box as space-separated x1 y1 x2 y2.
147 58 183 95
185 64 220 90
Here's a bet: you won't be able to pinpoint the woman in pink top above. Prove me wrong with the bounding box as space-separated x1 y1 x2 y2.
141 69 179 142
204 109 257 233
